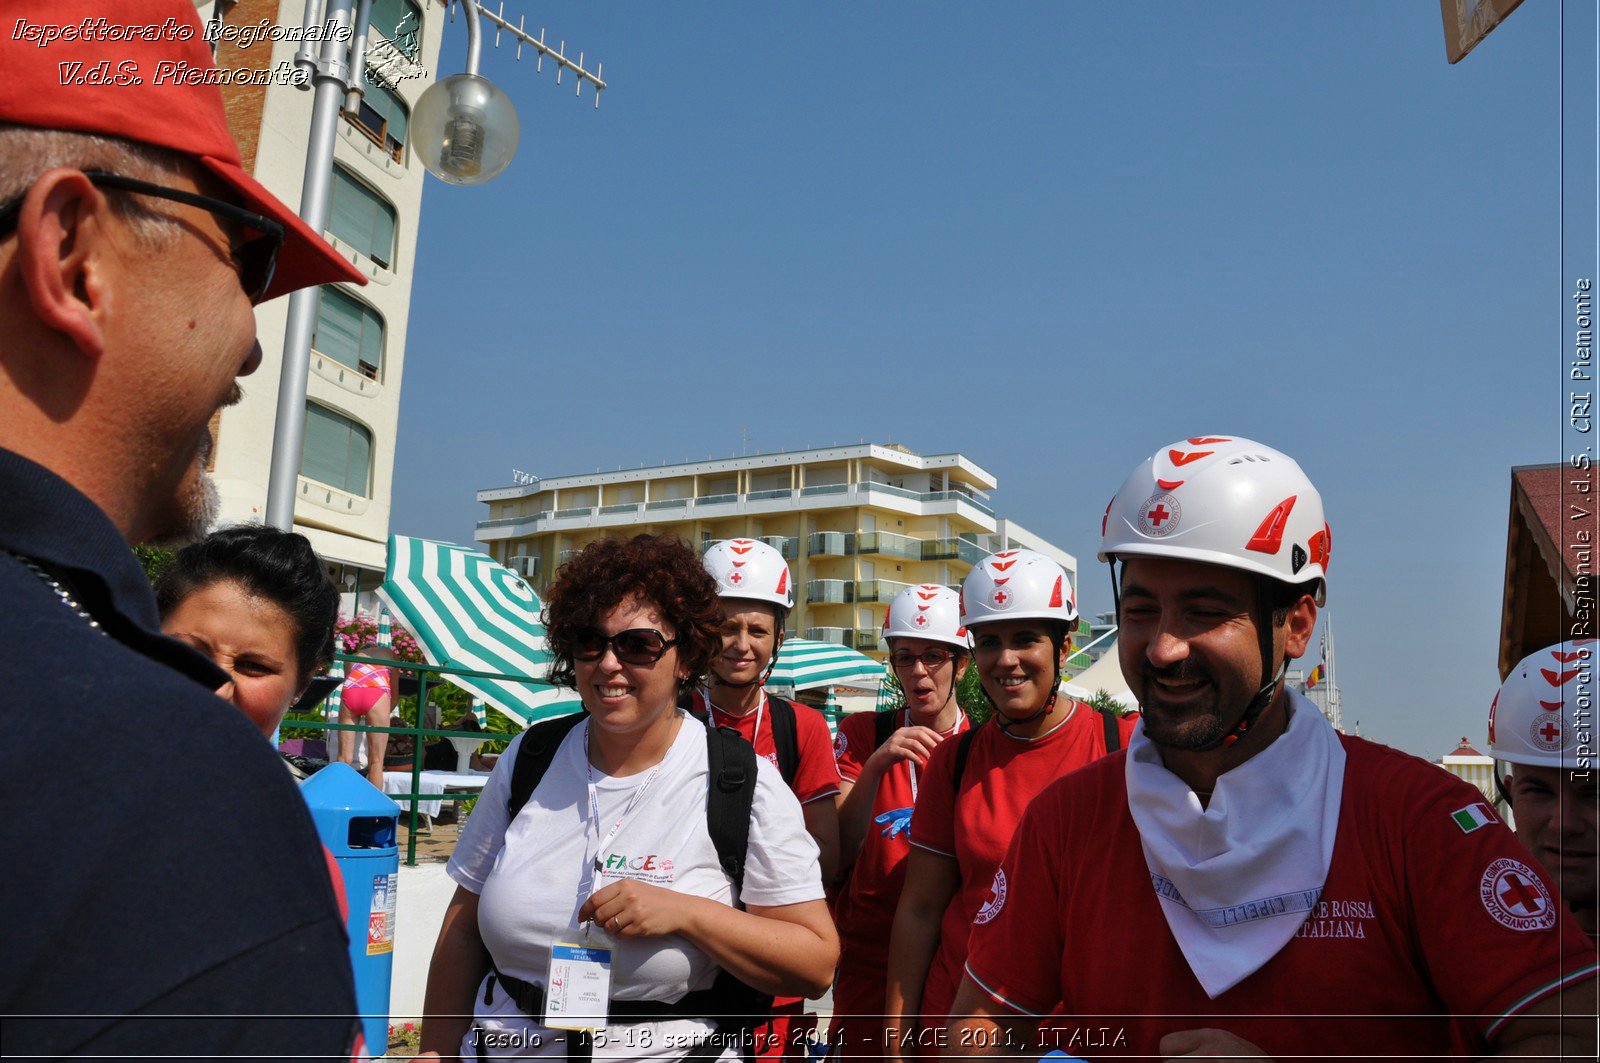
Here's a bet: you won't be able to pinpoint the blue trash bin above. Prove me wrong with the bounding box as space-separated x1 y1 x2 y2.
302 763 399 1054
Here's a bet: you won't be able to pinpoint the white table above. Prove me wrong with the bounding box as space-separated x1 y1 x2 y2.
381 769 492 820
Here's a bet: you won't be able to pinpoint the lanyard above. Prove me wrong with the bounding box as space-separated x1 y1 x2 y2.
582 720 666 896
906 708 968 804
704 686 765 749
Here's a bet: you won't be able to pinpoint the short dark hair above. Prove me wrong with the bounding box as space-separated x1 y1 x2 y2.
155 525 339 684
544 534 722 693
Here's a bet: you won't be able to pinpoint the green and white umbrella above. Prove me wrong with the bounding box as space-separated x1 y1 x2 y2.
378 535 579 727
767 638 886 692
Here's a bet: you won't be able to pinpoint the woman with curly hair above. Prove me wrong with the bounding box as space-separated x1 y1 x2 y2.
422 534 838 1062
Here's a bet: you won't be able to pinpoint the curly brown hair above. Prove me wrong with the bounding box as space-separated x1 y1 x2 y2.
544 534 723 693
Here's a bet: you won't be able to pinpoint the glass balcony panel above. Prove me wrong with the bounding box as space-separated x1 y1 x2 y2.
805 579 850 605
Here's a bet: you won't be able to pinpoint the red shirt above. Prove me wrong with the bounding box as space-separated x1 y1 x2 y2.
909 701 1137 1021
692 689 841 805
833 710 971 992
965 735 1600 1058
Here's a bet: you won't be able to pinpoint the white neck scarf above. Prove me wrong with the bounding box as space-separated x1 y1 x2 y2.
1126 689 1345 998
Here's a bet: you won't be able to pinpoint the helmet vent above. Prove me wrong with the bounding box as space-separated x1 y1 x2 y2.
1227 453 1275 464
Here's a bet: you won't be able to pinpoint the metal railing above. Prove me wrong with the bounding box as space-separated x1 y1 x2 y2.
644 497 689 510
852 579 913 603
805 579 850 604
854 530 922 560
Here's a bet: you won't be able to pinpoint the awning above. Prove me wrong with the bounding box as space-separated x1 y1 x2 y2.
1061 643 1138 709
378 535 578 727
768 638 886 692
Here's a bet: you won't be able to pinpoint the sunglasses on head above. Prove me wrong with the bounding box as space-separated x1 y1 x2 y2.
890 648 958 671
0 170 284 304
572 628 679 665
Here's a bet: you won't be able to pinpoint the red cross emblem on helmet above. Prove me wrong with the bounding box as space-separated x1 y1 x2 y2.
728 570 744 586
913 613 929 628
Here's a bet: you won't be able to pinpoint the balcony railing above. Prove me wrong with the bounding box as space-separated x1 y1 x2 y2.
920 537 987 565
853 629 883 652
805 579 850 605
759 535 798 560
852 579 913 604
807 531 852 557
747 488 795 501
696 493 738 506
644 497 689 510
554 506 594 519
854 530 922 561
477 512 546 530
600 502 640 515
800 483 851 498
804 626 851 647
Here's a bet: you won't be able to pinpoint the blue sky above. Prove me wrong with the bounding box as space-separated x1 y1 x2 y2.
392 1 1580 760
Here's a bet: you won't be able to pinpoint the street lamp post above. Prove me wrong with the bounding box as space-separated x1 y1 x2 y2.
261 0 602 532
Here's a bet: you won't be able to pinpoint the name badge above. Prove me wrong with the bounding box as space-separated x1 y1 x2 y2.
543 941 613 1032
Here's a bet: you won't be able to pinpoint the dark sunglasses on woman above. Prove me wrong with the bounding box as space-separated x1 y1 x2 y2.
572 628 679 665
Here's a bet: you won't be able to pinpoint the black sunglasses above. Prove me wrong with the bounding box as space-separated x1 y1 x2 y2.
571 628 680 666
890 648 958 672
0 170 284 304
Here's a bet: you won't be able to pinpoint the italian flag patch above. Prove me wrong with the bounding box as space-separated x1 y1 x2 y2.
1451 802 1499 834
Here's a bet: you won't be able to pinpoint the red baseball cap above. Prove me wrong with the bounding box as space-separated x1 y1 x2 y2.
0 0 365 301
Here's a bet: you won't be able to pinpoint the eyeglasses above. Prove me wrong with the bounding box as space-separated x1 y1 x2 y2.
0 171 285 304
571 628 679 666
890 648 958 672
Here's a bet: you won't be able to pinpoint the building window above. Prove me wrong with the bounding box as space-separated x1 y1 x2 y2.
329 166 397 268
347 81 409 161
371 0 423 61
313 287 384 381
301 402 373 496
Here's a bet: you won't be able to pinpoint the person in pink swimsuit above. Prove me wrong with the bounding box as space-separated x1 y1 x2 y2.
340 642 397 788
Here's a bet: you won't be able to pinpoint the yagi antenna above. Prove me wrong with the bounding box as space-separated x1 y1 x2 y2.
454 0 608 108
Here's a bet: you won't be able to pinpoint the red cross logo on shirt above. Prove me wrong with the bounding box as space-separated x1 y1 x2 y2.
1147 504 1171 526
1498 873 1545 916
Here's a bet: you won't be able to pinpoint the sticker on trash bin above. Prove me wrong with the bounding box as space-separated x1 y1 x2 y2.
367 872 398 955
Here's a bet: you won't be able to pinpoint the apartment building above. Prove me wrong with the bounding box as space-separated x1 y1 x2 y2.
475 444 1079 658
210 0 442 611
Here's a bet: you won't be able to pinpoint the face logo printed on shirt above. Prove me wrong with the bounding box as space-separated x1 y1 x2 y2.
1479 857 1557 932
1528 712 1566 751
1140 494 1182 537
833 729 850 761
973 868 1008 925
601 852 677 885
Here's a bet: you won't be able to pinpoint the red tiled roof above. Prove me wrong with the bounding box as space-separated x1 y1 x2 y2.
1445 736 1486 759
1512 465 1573 581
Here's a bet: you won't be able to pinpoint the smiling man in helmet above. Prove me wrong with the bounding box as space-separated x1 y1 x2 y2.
1491 641 1599 943
949 437 1597 1060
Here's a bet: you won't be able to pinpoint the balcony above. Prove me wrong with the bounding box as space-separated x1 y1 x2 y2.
800 483 851 499
807 531 851 557
854 530 922 561
804 626 851 647
853 629 883 653
644 497 689 511
805 579 850 605
507 555 539 580
759 535 798 560
747 488 796 502
851 579 913 604
921 537 987 566
557 549 579 568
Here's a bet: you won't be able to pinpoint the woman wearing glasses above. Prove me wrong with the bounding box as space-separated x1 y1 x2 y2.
422 534 838 1061
829 584 970 1061
884 551 1136 1057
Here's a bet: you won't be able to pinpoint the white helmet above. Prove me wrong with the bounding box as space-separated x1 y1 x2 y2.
1489 641 1595 769
883 584 967 650
703 538 795 613
1099 436 1331 604
960 549 1078 629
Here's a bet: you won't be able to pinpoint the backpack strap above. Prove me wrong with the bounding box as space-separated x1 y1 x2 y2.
1100 706 1121 754
768 696 800 787
703 722 757 896
950 726 978 795
505 711 586 819
874 709 898 749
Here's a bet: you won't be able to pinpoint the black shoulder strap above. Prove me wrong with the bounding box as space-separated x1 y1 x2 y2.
874 709 898 749
768 697 800 786
703 723 757 897
950 726 978 794
506 711 586 819
1101 707 1121 754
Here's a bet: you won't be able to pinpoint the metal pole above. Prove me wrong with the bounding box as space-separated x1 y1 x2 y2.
264 0 359 531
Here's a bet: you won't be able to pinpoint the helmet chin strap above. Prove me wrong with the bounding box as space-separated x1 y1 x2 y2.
1189 580 1285 753
991 629 1065 736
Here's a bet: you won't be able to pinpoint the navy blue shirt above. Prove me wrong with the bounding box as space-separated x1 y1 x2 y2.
0 448 360 1056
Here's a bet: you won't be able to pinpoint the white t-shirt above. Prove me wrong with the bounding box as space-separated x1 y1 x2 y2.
446 712 824 1061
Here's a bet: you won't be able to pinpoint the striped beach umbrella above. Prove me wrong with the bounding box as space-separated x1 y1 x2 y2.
378 535 576 728
376 608 392 647
767 638 886 692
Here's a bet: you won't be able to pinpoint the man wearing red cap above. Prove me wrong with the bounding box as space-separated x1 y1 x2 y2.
0 1 369 1055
